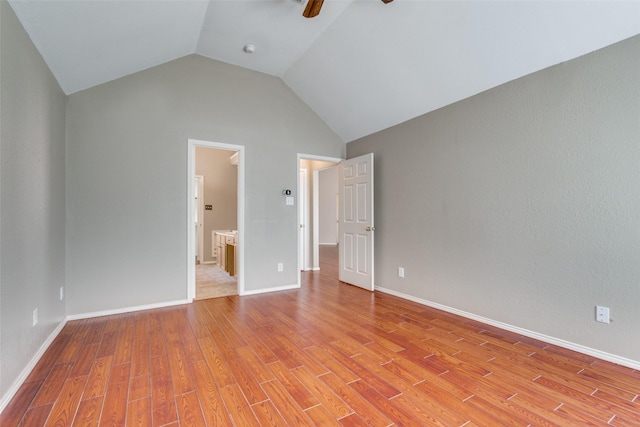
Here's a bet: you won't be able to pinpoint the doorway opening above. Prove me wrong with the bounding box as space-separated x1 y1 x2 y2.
297 154 342 285
298 153 376 291
188 139 245 300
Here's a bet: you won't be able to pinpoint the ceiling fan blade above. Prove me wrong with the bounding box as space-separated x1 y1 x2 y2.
303 0 324 18
303 0 391 19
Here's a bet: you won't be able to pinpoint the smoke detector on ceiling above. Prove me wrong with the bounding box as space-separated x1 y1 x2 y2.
243 43 256 54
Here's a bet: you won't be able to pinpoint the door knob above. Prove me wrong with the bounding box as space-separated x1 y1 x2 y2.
366 226 376 231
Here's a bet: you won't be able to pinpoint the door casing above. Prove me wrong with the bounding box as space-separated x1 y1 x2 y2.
299 168 309 271
194 175 204 264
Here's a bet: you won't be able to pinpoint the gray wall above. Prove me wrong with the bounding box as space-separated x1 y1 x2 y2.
348 34 640 362
195 147 238 263
0 1 67 401
66 55 344 314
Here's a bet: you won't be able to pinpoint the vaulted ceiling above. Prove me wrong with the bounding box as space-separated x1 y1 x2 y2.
9 1 640 142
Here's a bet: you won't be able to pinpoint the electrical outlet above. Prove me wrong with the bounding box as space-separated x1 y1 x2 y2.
33 308 38 326
277 263 283 272
59 286 64 301
596 306 610 324
398 267 405 278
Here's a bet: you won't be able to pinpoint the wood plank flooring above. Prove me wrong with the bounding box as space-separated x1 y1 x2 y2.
2 245 640 426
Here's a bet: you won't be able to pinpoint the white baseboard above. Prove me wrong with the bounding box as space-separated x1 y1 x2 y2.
240 283 299 296
375 286 640 371
0 318 67 414
66 299 189 321
319 243 338 246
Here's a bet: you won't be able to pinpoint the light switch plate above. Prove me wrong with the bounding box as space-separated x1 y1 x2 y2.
286 196 294 206
596 306 610 324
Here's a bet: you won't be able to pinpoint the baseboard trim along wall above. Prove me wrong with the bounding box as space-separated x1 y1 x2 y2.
66 299 190 321
375 286 640 371
0 318 68 414
241 283 299 296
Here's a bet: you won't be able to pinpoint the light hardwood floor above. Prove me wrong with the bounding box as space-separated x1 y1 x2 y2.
1 245 639 426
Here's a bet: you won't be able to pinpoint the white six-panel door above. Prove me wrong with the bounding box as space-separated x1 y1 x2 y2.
339 153 374 291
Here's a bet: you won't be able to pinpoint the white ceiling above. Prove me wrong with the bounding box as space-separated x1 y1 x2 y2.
9 0 640 142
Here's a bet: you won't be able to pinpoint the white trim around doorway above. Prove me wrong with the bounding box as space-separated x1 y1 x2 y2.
188 139 245 300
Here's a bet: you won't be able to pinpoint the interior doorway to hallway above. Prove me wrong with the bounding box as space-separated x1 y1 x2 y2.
298 153 376 291
188 139 245 300
297 154 343 285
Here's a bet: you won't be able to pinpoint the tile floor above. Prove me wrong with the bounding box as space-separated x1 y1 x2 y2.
195 263 237 299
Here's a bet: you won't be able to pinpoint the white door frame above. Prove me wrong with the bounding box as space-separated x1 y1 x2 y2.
297 154 344 286
312 168 320 269
194 175 205 264
188 139 245 300
299 168 309 271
